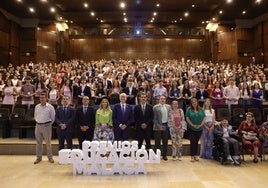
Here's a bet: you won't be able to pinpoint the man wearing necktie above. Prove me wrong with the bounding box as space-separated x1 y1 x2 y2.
76 96 95 149
134 93 154 149
55 95 75 150
112 93 133 141
195 83 209 107
153 95 171 160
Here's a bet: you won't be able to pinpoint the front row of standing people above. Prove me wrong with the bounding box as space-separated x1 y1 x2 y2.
33 92 265 164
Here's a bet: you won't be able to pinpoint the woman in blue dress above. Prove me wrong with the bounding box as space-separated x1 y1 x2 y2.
251 83 263 110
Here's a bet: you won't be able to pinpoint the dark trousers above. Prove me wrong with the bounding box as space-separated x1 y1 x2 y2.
222 137 239 157
114 126 129 141
77 128 94 149
188 129 202 156
57 130 73 150
154 127 169 157
137 125 152 149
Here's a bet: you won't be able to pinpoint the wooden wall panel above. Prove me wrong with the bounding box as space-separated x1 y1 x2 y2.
36 26 57 63
0 30 9 49
217 30 237 64
69 38 209 60
20 28 36 64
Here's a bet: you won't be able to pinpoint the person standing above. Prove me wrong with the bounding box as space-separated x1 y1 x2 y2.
134 93 154 149
153 95 171 160
34 92 55 164
76 96 95 149
200 98 215 159
168 100 186 161
112 93 133 141
77 77 91 106
55 95 75 150
195 83 209 107
2 79 17 105
223 77 240 111
21 76 36 106
186 98 205 162
93 97 114 141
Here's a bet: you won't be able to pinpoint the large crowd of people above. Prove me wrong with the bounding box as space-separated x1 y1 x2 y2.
0 58 268 164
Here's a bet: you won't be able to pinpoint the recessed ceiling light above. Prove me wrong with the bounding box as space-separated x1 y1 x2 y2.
16 0 22 2
180 18 183 21
84 3 88 8
212 17 216 21
219 10 223 14
242 10 246 14
100 20 104 23
192 4 195 8
50 7 55 13
41 0 47 2
91 12 95 16
256 0 262 3
29 7 35 13
184 12 189 17
156 3 160 7
124 17 127 22
202 21 205 24
123 12 126 16
120 2 126 9
153 12 157 16
227 0 233 3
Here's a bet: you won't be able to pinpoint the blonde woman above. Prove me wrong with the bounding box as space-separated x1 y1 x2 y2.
168 100 187 161
200 98 215 159
93 97 114 141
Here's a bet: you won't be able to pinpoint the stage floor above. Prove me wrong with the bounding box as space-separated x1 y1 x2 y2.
1 155 268 188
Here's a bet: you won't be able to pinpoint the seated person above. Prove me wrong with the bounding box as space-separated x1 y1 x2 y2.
238 112 260 163
259 114 268 150
214 118 240 165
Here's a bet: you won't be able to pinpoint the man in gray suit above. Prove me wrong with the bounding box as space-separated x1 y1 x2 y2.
153 95 171 160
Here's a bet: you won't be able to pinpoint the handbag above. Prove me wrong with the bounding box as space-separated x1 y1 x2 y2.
243 134 257 141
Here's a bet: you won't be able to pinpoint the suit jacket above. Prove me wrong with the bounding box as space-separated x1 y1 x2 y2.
122 87 138 104
214 124 236 138
195 89 209 100
77 85 91 97
103 79 112 89
112 103 133 127
76 106 95 128
134 103 154 128
153 103 172 131
55 106 75 132
77 85 91 105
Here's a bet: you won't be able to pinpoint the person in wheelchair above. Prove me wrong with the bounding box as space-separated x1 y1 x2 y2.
214 118 240 165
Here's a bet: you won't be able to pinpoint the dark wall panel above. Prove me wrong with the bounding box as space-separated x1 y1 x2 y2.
69 38 209 60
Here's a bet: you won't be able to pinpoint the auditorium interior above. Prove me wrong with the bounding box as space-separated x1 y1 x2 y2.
0 1 268 188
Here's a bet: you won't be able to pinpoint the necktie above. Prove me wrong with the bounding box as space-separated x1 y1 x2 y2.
142 104 145 115
64 106 67 114
122 104 125 114
83 107 87 114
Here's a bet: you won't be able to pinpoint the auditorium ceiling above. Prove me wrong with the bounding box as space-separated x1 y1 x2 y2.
0 0 267 27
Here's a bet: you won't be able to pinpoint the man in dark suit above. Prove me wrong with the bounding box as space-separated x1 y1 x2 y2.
134 93 154 149
102 72 112 94
195 83 209 107
76 96 95 149
55 95 75 150
112 93 133 141
77 77 91 106
122 79 138 105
